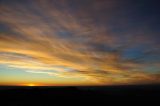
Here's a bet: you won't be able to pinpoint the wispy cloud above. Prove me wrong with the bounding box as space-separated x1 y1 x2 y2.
0 0 160 85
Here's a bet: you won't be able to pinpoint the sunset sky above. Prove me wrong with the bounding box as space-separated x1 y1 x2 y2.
0 0 160 86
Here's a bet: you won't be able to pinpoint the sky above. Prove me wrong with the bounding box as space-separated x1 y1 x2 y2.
0 0 160 86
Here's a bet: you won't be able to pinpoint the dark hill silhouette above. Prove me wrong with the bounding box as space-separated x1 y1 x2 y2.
0 84 160 105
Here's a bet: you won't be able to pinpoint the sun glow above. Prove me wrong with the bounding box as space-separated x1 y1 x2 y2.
27 83 36 86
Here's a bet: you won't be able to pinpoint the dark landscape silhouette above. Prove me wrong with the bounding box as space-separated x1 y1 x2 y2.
0 84 160 105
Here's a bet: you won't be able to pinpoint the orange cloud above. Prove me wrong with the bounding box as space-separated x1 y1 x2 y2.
0 0 159 85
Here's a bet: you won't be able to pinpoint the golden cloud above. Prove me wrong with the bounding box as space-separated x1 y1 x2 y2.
0 0 159 85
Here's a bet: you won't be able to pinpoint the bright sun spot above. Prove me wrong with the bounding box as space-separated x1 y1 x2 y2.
28 84 35 86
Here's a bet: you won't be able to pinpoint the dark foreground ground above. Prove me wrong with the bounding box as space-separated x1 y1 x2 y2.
0 84 160 105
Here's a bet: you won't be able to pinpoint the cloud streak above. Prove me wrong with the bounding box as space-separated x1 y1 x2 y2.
0 0 160 85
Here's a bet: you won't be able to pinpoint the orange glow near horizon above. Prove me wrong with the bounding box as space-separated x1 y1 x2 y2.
27 83 36 86
18 83 40 86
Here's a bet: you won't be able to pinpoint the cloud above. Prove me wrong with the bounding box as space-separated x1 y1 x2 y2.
0 0 160 85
